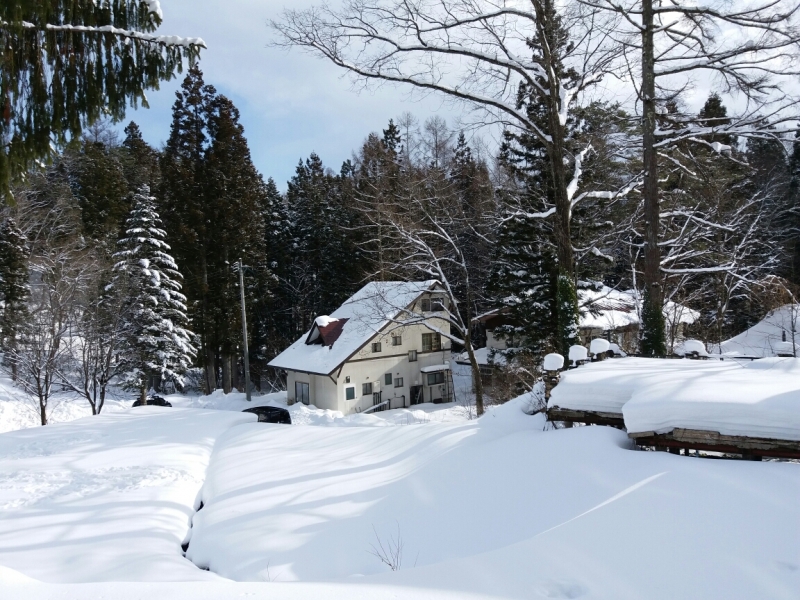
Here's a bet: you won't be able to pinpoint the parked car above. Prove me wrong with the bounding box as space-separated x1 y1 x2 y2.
242 406 291 424
132 395 173 408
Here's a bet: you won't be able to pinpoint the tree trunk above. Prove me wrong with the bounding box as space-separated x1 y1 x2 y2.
640 0 667 356
204 345 216 394
463 326 485 417
231 355 241 392
222 353 232 394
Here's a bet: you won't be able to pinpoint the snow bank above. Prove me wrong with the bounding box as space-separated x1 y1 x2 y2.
719 304 800 357
0 408 255 582
548 357 739 413
624 358 800 440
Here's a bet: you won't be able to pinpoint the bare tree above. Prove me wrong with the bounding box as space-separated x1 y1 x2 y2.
582 0 800 354
271 0 625 349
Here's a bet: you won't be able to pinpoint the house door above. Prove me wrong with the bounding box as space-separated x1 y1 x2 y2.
295 381 310 405
410 386 423 405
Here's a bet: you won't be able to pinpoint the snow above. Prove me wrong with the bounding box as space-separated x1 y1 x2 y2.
543 353 565 371
0 391 798 598
579 285 698 331
549 357 740 414
455 346 507 367
269 281 440 375
314 315 339 328
0 408 255 582
718 304 800 357
624 357 800 440
419 363 450 373
568 345 588 364
675 338 708 356
589 338 610 355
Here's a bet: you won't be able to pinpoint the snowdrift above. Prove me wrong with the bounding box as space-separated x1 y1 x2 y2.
624 357 800 441
719 304 800 357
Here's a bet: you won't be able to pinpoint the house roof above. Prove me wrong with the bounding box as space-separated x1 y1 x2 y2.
580 286 698 331
268 280 440 376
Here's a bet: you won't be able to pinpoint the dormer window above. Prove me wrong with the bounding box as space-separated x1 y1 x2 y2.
420 297 445 312
305 316 348 347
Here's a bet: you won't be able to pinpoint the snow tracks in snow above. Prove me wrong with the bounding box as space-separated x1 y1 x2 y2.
0 407 255 582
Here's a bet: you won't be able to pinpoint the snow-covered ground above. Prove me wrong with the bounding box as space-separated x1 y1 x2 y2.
717 304 800 357
0 360 798 599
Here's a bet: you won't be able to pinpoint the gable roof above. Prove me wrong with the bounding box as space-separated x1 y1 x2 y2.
268 280 440 376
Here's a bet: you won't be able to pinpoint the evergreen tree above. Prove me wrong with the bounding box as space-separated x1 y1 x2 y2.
0 217 30 379
0 1 203 193
121 122 161 193
112 186 194 402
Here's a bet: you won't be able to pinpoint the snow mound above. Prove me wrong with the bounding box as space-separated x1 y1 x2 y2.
314 315 339 328
624 357 800 440
589 338 610 355
543 353 565 371
568 345 588 364
549 357 739 414
719 304 800 357
675 339 708 357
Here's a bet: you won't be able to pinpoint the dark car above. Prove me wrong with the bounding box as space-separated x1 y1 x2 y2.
132 395 173 408
243 406 292 424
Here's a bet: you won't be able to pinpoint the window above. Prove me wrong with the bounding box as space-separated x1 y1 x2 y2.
408 350 418 362
372 342 382 353
392 335 402 346
345 386 356 401
420 298 431 312
394 377 404 388
385 373 393 386
362 382 373 396
422 333 442 352
426 372 445 386
345 376 351 383
431 297 445 312
295 381 310 405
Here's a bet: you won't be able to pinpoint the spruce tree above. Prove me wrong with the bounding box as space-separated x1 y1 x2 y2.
0 217 30 379
0 1 203 194
112 186 194 402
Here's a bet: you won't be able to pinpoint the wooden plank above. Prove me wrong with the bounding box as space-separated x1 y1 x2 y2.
629 428 800 459
547 407 625 429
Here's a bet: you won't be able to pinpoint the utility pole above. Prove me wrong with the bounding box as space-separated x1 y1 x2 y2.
238 259 252 402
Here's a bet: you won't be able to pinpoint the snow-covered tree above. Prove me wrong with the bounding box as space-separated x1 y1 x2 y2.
112 186 194 402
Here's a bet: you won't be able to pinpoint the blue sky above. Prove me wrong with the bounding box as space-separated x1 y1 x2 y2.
122 0 449 188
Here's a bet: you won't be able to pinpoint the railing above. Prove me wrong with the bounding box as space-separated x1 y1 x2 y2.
363 400 389 414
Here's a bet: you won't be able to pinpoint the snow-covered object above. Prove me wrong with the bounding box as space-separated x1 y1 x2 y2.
568 345 588 364
543 353 564 371
455 346 508 367
772 341 797 356
579 285 699 331
589 338 610 355
549 357 739 414
609 342 627 357
269 281 440 375
718 304 800 357
624 358 800 441
314 315 339 328
675 339 708 357
0 408 255 582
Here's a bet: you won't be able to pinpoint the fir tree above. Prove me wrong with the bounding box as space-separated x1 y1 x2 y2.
0 217 30 379
112 186 194 402
0 1 203 194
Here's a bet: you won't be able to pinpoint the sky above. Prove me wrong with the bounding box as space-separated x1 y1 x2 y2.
123 0 450 188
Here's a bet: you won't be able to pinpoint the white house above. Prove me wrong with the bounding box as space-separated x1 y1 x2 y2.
268 281 455 414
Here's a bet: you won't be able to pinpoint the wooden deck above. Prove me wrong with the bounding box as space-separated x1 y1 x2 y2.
546 406 625 429
629 428 800 460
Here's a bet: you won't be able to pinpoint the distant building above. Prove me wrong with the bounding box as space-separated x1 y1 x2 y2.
268 281 454 414
469 286 698 362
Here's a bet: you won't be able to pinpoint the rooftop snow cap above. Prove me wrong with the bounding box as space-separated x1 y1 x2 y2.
306 317 348 347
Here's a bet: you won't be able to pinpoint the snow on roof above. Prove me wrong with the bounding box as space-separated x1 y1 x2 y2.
420 363 451 373
624 358 800 441
579 286 698 331
268 281 439 375
718 304 800 358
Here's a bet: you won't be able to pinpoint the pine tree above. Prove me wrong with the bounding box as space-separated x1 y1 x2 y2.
121 122 161 193
112 186 194 402
0 217 30 379
0 1 203 194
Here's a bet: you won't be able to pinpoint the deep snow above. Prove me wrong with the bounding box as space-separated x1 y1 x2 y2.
0 374 798 599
